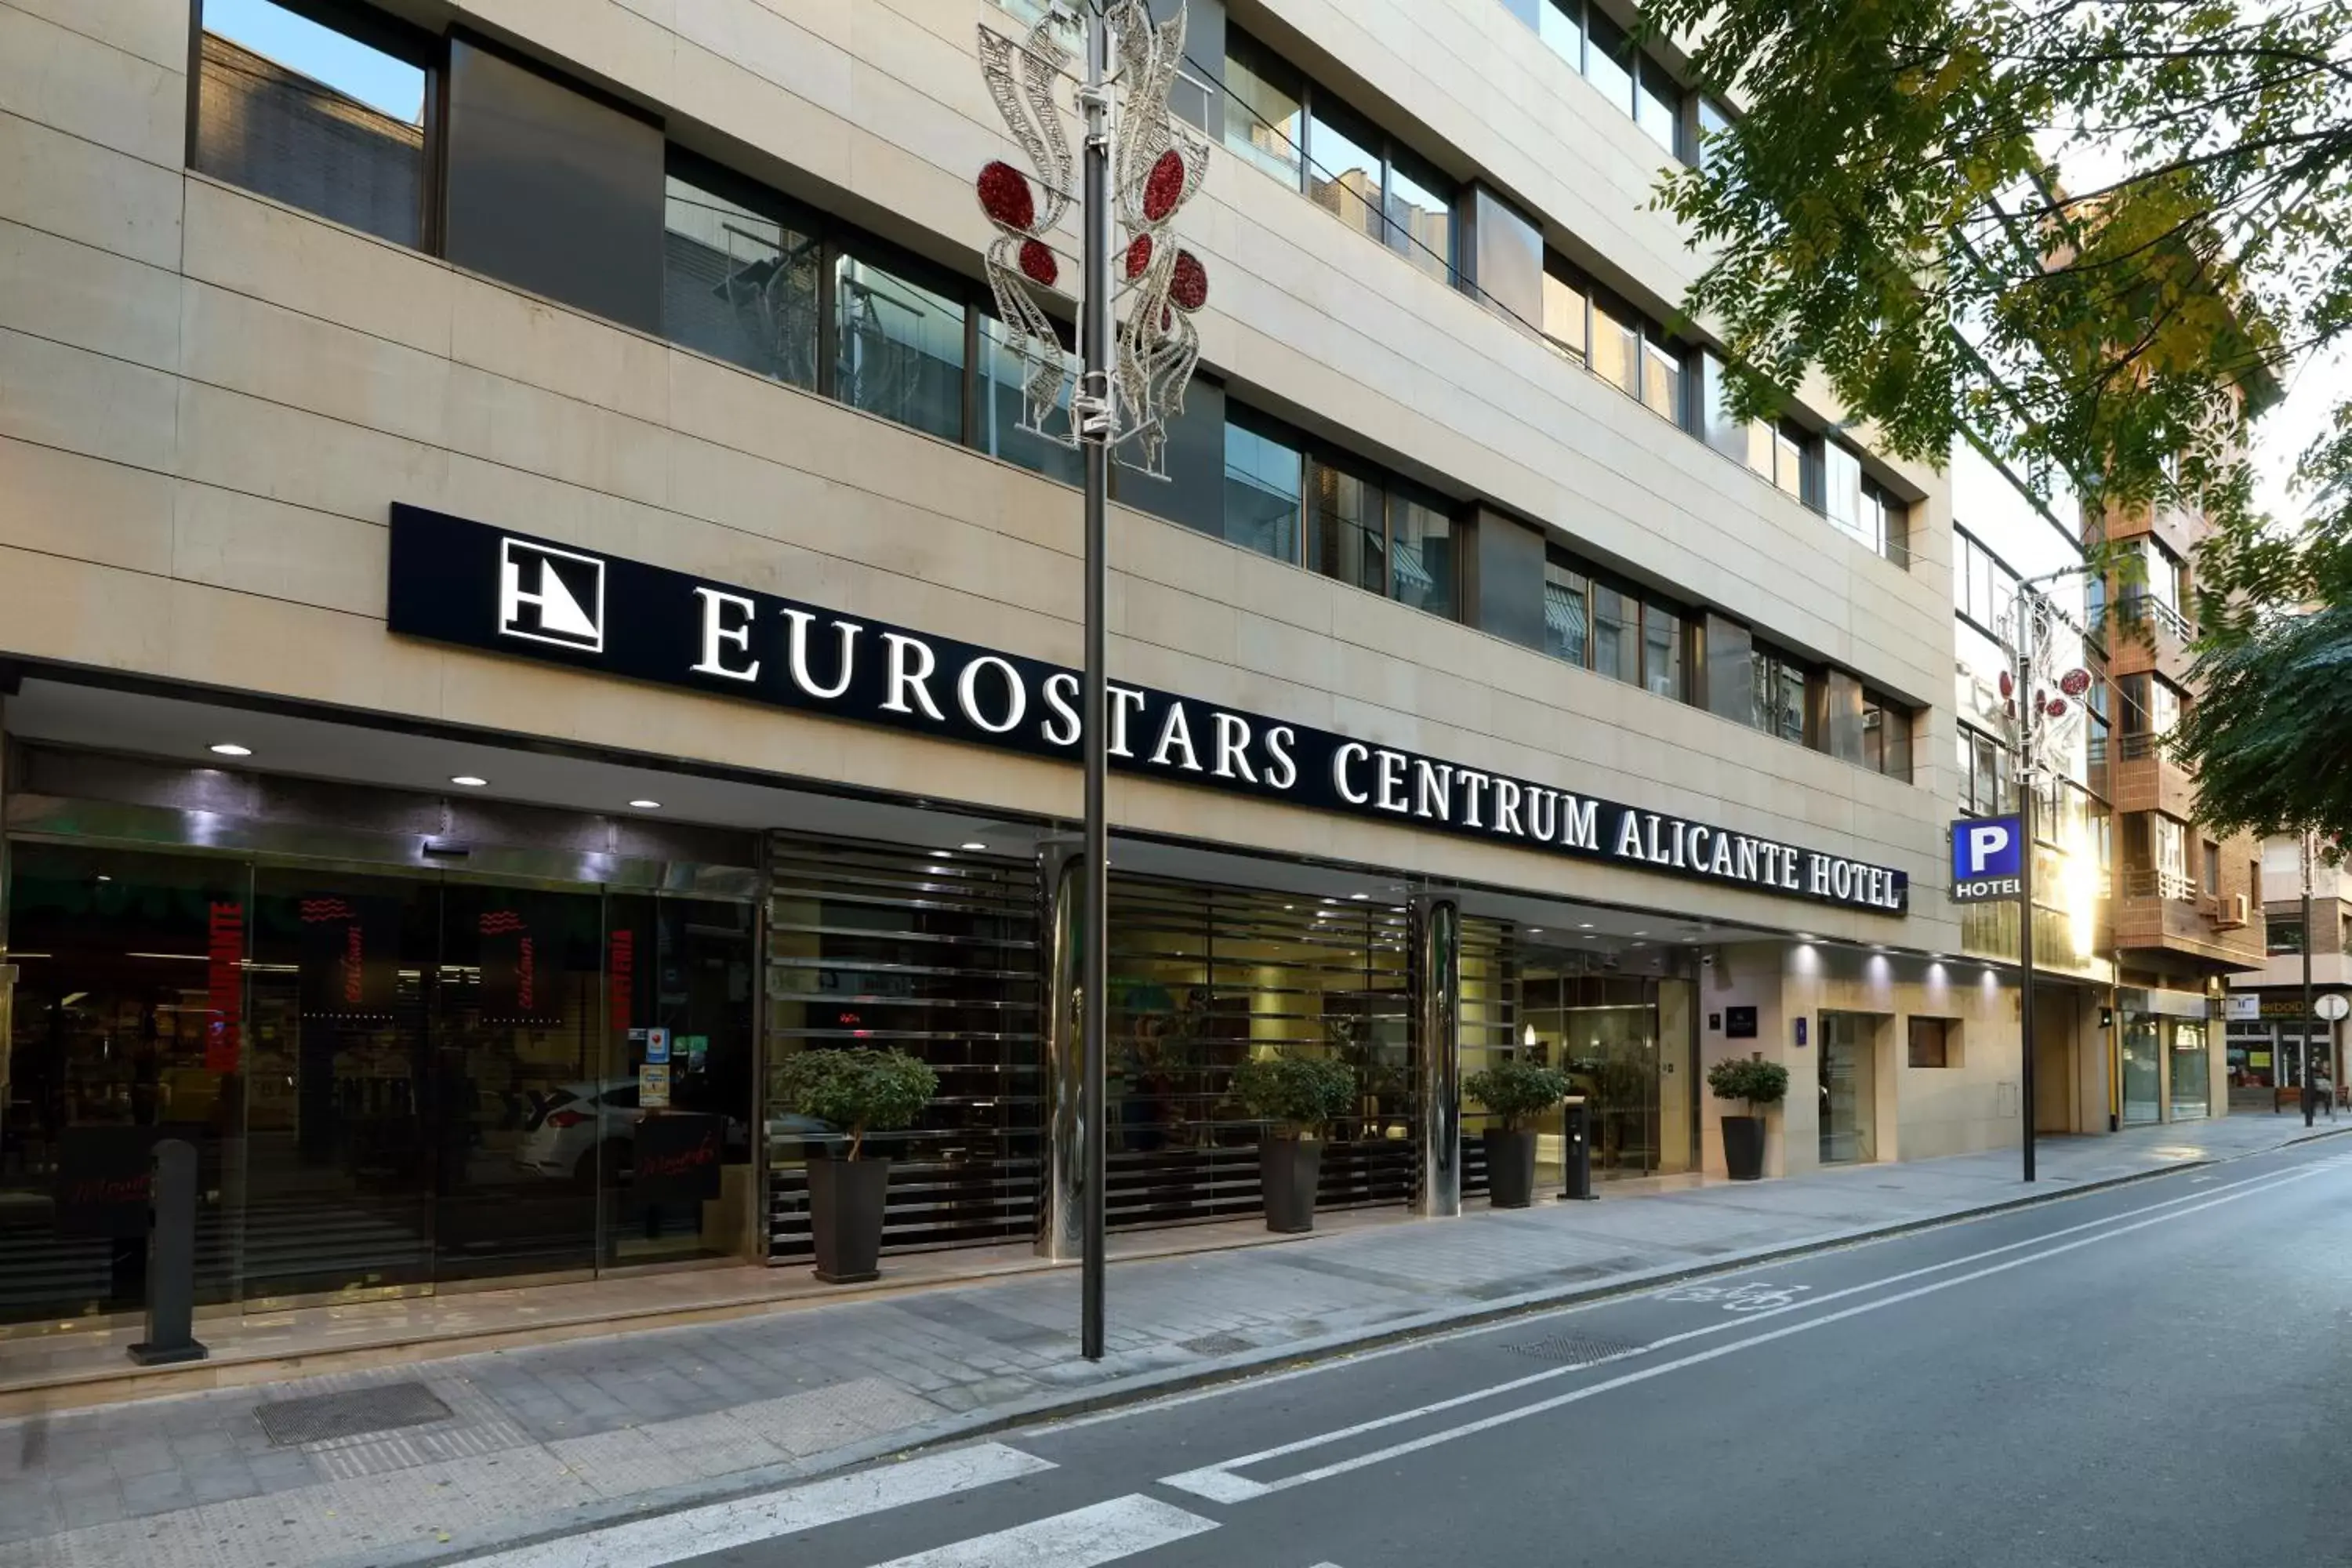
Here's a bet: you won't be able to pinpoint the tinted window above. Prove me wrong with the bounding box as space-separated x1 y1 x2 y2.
1391 492 1456 617
980 315 1083 485
1592 298 1640 395
1308 97 1385 245
836 250 966 442
662 171 821 391
1543 262 1588 360
1224 416 1305 562
1584 8 1635 114
1635 59 1682 154
1592 583 1639 684
1641 338 1684 423
1544 557 1590 663
1223 27 1304 185
1472 190 1544 325
1386 147 1455 284
1540 0 1584 68
1311 464 1387 596
194 0 427 248
1643 601 1683 699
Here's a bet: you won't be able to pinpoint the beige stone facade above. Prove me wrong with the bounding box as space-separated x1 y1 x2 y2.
0 0 2083 1300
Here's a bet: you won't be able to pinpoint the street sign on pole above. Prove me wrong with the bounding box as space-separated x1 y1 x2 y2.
1949 815 2025 904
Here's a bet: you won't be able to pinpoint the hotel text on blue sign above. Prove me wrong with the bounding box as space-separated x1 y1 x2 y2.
1950 816 2024 904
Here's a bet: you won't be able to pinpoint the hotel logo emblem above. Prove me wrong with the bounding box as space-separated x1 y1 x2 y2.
499 538 605 652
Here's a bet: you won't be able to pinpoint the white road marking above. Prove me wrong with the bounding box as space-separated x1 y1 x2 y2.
454 1443 1054 1568
1160 1162 2327 1499
867 1494 1216 1567
1051 1156 2322 1440
1163 1163 2332 1501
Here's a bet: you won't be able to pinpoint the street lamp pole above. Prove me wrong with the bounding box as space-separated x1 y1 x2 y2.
1076 3 1112 1364
2301 829 2317 1127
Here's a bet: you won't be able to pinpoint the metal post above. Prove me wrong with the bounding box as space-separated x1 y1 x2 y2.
129 1138 208 1366
2303 831 2317 1127
1077 3 1112 1364
2015 594 2038 1183
1410 896 1461 1218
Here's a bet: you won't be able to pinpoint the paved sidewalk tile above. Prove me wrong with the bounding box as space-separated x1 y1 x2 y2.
0 1115 2339 1567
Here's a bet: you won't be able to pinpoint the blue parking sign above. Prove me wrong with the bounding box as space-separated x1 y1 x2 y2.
1950 816 2024 902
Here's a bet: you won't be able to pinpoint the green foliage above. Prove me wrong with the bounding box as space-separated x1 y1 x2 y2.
1707 1057 1791 1112
1645 0 2352 679
773 1048 938 1160
2175 603 2352 844
1232 1053 1358 1138
1465 1058 1573 1131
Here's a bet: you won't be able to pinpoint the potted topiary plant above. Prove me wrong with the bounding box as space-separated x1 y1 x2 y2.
772 1047 938 1282
1232 1052 1357 1233
1465 1057 1570 1208
1707 1055 1790 1181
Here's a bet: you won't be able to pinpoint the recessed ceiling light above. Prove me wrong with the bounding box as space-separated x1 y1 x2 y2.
960 841 988 851
96 874 112 884
1349 892 1368 901
1632 931 1648 937
209 742 252 757
1528 927 1544 935
449 775 488 788
1795 933 1817 942
629 799 662 810
1577 922 1594 930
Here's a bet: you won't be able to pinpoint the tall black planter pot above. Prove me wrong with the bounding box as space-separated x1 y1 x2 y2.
808 1156 891 1283
1720 1115 1766 1181
1259 1137 1323 1233
1483 1127 1538 1208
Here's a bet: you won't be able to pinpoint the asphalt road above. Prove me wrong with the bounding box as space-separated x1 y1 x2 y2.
471 1140 2352 1568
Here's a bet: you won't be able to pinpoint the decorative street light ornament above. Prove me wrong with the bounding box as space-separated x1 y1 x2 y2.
2058 667 2092 698
978 0 1209 474
975 19 1076 444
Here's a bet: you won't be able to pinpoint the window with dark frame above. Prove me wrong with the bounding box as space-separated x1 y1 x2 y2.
192 0 434 250
1907 1017 1954 1069
1224 26 1457 283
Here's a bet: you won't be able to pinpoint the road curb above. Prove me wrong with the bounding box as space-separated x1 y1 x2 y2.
400 1127 2352 1568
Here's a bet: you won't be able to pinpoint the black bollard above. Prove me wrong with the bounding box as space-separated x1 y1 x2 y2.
1559 1097 1596 1202
128 1138 208 1367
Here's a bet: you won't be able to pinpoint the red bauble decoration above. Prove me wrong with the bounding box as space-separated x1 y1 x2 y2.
978 162 1035 231
1125 234 1153 278
1018 238 1058 287
2059 667 2092 698
1997 670 2015 699
2046 698 2068 717
1170 249 1208 311
1143 150 1185 221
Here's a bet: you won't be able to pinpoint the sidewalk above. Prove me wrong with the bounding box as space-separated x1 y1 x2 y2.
3 1114 2341 1568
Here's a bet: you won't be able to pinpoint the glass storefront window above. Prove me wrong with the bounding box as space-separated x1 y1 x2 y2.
2168 1021 2210 1120
835 251 967 442
2 843 758 1330
2121 1013 2161 1124
2 847 244 1327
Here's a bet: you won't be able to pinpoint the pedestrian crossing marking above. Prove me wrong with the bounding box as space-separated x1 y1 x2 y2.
866 1494 1217 1567
453 1442 1053 1568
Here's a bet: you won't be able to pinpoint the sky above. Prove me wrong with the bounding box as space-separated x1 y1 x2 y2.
206 0 423 124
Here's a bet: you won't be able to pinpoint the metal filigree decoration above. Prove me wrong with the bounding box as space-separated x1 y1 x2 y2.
977 13 1079 444
1999 590 2092 777
1105 0 1210 477
976 0 1210 471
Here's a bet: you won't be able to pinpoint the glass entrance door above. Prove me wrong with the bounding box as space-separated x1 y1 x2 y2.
1818 1012 1878 1163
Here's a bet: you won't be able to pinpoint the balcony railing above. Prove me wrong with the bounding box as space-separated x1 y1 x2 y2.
2118 730 2173 762
2122 868 2196 902
2118 592 2194 644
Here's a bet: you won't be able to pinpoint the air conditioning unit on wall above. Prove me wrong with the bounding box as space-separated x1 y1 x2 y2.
2215 893 2250 929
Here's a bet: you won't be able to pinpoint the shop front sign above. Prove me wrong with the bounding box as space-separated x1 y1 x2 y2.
387 506 1910 913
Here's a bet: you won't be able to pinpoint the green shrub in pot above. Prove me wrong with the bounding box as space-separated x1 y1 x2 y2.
1232 1053 1356 1232
1465 1057 1570 1208
773 1048 938 1282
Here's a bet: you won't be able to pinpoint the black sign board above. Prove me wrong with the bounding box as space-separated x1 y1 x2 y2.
1724 1006 1759 1040
631 1113 725 1208
387 504 1909 913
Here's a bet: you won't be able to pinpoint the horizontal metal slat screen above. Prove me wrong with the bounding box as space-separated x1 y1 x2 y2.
1103 873 1414 1227
1457 915 1523 1199
765 834 1044 1260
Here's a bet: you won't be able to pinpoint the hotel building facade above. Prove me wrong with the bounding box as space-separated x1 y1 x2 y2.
2 0 2072 1335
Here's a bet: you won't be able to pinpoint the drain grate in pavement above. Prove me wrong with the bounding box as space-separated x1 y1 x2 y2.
1179 1332 1258 1357
1502 1331 1648 1367
254 1381 454 1447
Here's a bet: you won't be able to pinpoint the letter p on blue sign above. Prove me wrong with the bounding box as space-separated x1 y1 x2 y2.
1950 815 2024 903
